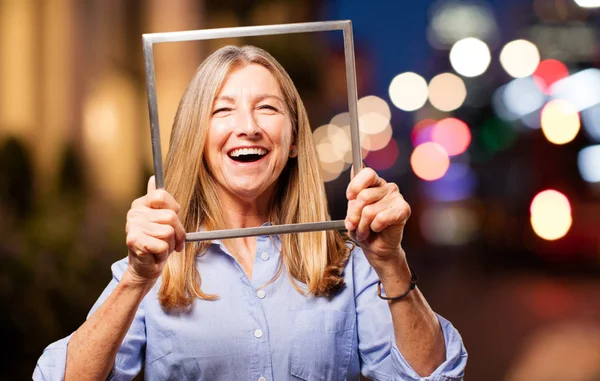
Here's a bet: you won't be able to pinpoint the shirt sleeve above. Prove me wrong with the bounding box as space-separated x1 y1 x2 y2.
352 247 468 381
33 258 147 381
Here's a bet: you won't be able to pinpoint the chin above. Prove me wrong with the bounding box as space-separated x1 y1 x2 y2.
227 182 270 199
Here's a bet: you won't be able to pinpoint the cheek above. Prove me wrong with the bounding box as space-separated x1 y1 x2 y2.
207 121 230 152
267 118 293 149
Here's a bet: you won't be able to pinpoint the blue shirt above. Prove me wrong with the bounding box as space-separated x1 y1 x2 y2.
34 235 467 380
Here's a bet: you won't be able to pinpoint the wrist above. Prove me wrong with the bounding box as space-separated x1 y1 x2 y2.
371 252 415 298
370 248 410 281
122 268 157 293
377 264 417 301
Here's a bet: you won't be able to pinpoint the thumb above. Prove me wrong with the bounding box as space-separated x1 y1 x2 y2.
147 175 157 195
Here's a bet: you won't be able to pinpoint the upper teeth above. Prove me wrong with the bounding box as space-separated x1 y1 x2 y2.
229 148 267 157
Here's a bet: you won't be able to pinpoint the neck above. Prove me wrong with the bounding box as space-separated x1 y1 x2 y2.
219 189 273 229
216 188 274 272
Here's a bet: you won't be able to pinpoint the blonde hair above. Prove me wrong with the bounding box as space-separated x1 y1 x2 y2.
159 45 351 309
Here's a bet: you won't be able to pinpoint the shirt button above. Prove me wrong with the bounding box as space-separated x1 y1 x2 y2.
258 377 267 381
260 252 270 261
256 289 266 299
254 329 263 338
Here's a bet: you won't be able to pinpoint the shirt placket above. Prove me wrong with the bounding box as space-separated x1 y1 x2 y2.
248 235 282 381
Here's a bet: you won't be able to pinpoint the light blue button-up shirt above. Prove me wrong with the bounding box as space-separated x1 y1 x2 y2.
34 234 467 380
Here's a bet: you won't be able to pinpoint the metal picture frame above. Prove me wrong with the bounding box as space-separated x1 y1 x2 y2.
142 20 362 242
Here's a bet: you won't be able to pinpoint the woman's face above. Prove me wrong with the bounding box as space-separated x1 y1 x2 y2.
205 63 295 204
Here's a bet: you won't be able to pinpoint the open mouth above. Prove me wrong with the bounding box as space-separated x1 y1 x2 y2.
227 147 269 163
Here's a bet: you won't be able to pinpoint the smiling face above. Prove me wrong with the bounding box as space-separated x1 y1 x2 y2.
204 63 296 205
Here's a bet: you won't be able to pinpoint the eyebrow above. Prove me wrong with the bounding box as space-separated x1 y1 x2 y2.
214 94 285 104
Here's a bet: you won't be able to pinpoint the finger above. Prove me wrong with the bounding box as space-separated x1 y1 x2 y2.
141 221 174 240
147 175 156 193
355 203 379 241
147 189 181 213
143 208 186 252
371 199 411 232
139 209 178 253
127 229 170 258
131 195 146 209
140 221 176 252
346 167 385 201
128 207 185 252
345 186 387 231
345 199 360 231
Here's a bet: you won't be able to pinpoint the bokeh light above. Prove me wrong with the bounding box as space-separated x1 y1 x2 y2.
530 190 572 241
550 68 600 111
428 1 498 48
428 73 467 112
540 100 580 145
533 59 569 94
358 95 391 135
313 123 350 182
503 76 546 120
327 113 369 165
422 163 477 202
481 117 518 152
362 124 393 151
411 119 437 146
329 111 350 129
492 85 519 121
410 142 451 181
581 103 600 141
499 39 540 78
449 37 491 77
573 0 600 7
364 138 399 171
577 145 600 183
431 118 471 156
420 204 480 245
389 72 429 111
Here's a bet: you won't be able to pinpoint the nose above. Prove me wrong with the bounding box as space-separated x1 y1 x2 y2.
232 106 261 138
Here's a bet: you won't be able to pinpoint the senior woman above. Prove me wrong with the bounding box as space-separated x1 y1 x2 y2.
34 45 467 381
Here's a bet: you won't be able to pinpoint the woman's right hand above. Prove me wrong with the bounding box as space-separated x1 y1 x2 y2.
125 176 186 284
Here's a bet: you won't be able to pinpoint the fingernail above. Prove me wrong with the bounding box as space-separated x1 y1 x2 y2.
345 220 355 231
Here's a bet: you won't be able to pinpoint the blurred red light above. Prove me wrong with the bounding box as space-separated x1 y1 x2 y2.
364 138 399 170
411 119 436 147
533 59 569 94
431 118 471 156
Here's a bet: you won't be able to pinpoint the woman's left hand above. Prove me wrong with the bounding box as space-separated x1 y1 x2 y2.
344 167 411 273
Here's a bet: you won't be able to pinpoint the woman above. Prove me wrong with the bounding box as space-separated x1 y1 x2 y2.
34 45 467 380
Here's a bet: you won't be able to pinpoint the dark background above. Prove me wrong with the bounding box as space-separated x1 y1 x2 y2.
1 0 599 380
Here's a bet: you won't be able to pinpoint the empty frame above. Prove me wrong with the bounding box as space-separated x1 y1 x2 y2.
142 20 361 242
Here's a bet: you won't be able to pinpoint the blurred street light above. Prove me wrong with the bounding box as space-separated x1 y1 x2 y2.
540 100 580 145
500 40 540 78
573 0 600 7
450 37 491 77
578 145 600 183
389 72 429 111
428 73 467 111
428 1 498 48
410 142 450 181
530 190 572 241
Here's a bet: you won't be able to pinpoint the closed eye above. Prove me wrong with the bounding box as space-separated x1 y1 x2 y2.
212 107 233 115
258 105 279 112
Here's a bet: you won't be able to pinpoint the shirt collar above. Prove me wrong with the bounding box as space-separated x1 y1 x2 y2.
206 222 280 249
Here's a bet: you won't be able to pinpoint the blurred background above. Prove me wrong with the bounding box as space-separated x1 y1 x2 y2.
1 0 600 379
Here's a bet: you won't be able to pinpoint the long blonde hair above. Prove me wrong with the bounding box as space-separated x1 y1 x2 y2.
159 45 350 309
